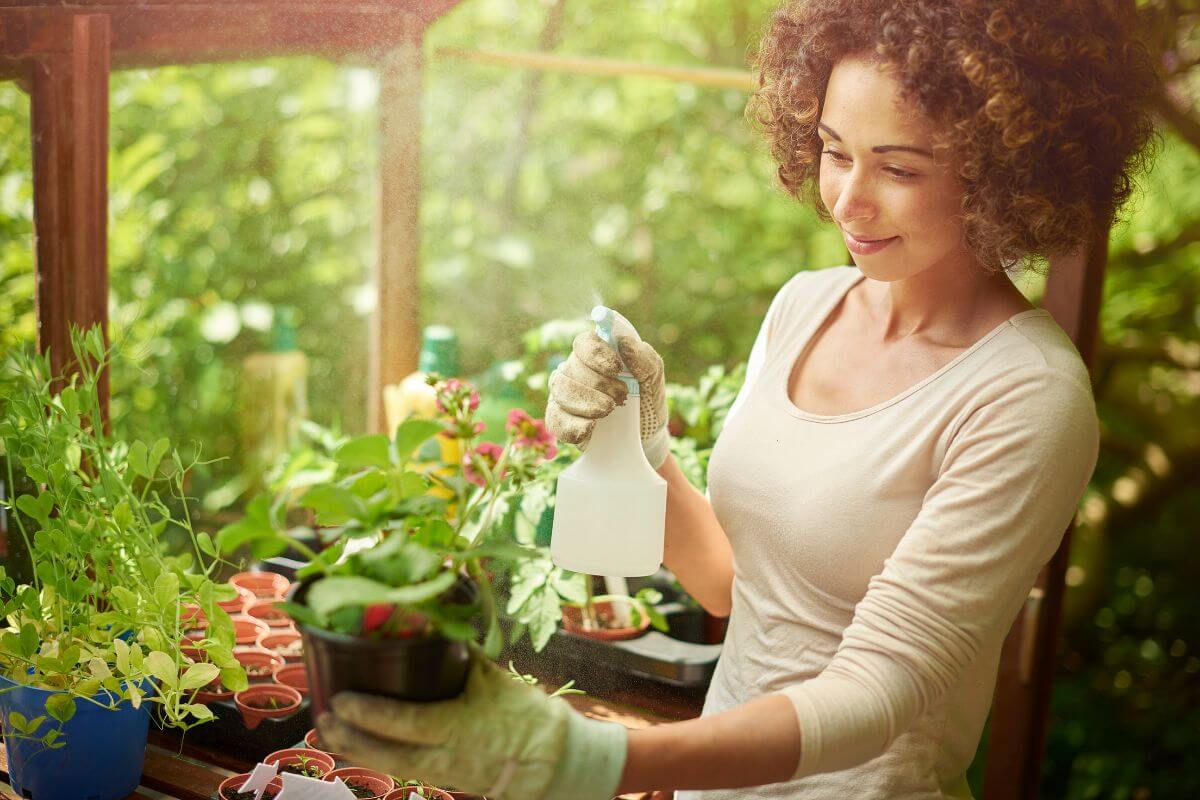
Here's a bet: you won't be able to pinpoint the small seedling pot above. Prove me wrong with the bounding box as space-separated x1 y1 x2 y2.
194 677 234 704
384 788 455 800
272 662 309 695
216 590 249 616
264 747 335 779
326 767 395 798
218 773 284 800
180 602 207 629
561 597 651 641
231 570 292 600
234 684 302 730
304 727 345 761
290 578 475 719
259 629 305 663
233 615 272 646
234 646 285 684
245 599 295 629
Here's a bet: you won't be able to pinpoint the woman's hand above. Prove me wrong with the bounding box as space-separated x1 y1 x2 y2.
545 332 670 467
317 650 627 800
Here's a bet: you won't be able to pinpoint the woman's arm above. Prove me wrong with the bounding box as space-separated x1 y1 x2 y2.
657 452 735 617
618 692 802 792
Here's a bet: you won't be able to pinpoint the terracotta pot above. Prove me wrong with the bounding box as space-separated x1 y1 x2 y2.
231 571 291 600
443 793 484 800
180 602 207 629
259 629 305 663
233 615 272 646
561 598 651 641
194 675 234 704
234 684 302 730
264 747 335 779
216 590 249 616
234 646 285 684
272 662 308 695
326 767 396 798
245 599 294 629
303 727 345 761
217 773 284 799
384 788 455 800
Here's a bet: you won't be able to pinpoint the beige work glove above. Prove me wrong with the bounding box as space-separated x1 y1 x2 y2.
546 331 669 468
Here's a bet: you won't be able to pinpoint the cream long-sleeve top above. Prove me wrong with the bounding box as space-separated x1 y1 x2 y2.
676 266 1100 800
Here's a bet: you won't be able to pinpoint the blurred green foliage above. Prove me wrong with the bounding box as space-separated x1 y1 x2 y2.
0 0 1198 797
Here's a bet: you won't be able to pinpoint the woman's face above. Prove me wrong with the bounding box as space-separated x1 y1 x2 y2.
817 54 973 281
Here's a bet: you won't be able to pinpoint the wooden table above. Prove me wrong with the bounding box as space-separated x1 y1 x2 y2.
0 685 700 799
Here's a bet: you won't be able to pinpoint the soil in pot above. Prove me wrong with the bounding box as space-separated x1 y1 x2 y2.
219 774 283 800
327 767 395 798
246 599 294 628
234 646 285 683
290 578 475 718
561 598 650 641
260 631 304 661
265 747 335 779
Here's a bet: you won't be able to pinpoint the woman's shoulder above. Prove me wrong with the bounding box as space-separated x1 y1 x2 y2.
762 265 859 335
975 310 1095 401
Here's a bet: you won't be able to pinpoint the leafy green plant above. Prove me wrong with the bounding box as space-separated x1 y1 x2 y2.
0 328 246 750
217 377 558 658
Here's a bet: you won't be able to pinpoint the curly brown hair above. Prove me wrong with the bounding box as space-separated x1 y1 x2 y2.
748 0 1162 273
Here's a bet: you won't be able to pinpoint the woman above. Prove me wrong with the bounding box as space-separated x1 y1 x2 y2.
318 1 1159 797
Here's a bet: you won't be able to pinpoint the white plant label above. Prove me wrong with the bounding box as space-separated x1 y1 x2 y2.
276 772 356 799
239 762 279 799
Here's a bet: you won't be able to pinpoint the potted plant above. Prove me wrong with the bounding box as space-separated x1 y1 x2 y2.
265 747 335 778
0 329 246 800
326 767 395 798
385 782 454 800
561 584 669 642
234 683 301 729
218 378 558 716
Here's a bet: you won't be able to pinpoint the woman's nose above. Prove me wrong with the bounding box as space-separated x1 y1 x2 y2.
831 169 876 225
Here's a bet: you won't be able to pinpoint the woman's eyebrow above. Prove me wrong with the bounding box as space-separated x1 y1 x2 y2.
818 122 934 158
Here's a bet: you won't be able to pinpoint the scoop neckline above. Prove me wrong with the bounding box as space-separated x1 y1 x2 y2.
779 269 1051 423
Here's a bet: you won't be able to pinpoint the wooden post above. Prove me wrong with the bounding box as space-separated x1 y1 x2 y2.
29 14 111 415
983 223 1110 799
370 34 423 433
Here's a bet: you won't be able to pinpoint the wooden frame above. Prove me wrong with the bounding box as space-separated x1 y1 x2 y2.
3 0 461 429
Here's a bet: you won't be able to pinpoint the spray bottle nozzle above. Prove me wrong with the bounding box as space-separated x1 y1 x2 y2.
591 306 617 348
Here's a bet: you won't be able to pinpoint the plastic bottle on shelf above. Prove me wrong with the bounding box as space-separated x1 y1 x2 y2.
239 308 309 494
383 326 462 493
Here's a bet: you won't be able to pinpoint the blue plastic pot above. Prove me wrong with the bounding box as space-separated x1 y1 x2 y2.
0 675 153 800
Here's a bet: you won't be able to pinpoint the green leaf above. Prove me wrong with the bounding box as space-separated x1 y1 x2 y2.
113 638 131 675
64 443 81 472
148 437 170 477
335 435 392 470
298 485 368 525
530 588 562 652
7 711 27 732
483 612 503 659
185 703 214 721
196 532 217 557
393 419 444 461
306 572 458 619
396 471 429 499
44 694 75 724
15 492 52 524
219 666 249 693
19 623 38 658
463 542 538 562
145 651 177 688
153 571 180 611
179 662 220 691
128 440 149 478
551 571 588 604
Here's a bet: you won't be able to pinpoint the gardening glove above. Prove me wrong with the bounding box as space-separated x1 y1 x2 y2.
317 652 627 800
546 331 669 468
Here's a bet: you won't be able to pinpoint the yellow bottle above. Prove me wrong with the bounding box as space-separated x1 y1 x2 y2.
383 326 461 496
240 309 309 495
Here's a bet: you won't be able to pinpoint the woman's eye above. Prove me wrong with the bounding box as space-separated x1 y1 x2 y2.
886 167 917 179
820 149 847 162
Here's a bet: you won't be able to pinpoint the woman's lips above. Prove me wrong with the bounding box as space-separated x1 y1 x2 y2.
843 231 899 255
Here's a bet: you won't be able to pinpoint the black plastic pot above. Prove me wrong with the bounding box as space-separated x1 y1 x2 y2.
290 576 475 719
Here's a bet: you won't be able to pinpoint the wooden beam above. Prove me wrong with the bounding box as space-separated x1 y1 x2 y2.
983 223 1110 799
29 13 110 413
0 3 463 79
369 34 422 433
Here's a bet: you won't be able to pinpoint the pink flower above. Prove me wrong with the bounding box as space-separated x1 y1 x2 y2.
463 441 504 487
507 409 557 458
468 391 480 412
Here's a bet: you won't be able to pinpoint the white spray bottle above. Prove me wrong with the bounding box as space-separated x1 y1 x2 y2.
551 306 667 577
